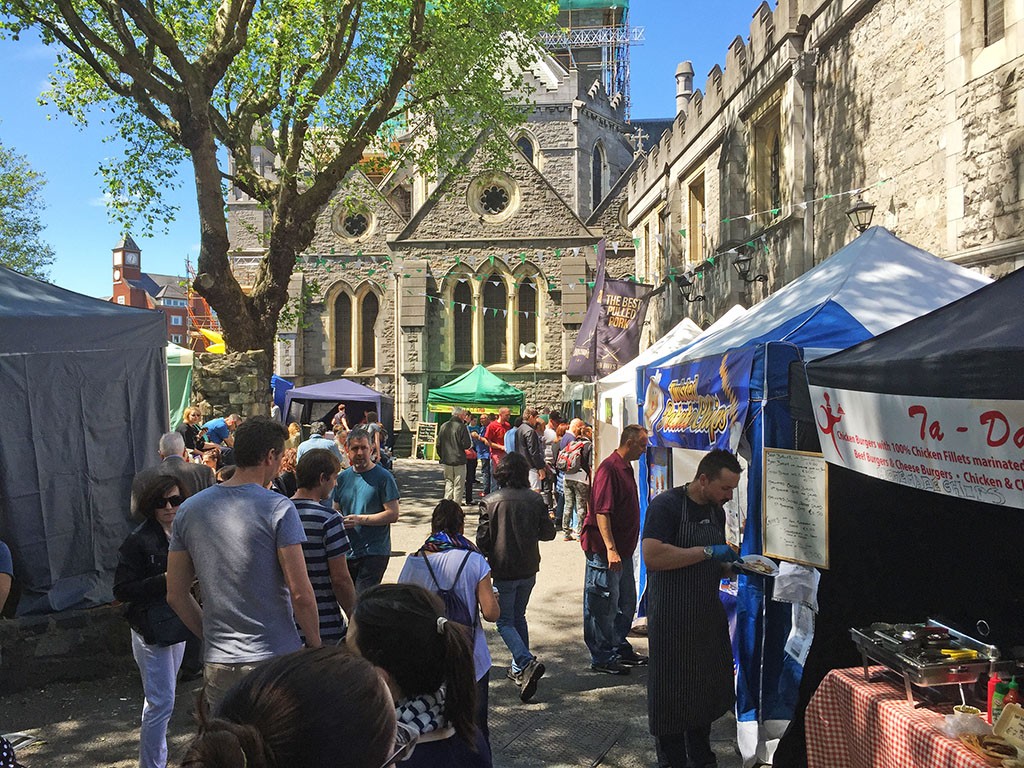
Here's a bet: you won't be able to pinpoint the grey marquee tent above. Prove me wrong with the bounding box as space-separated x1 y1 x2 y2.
0 266 168 614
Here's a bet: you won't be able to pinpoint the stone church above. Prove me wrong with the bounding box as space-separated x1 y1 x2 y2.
227 7 649 433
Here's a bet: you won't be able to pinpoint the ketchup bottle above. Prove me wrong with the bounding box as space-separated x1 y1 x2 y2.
988 670 1003 724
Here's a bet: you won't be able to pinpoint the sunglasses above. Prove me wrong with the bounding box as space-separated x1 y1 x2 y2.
377 721 418 768
157 495 185 508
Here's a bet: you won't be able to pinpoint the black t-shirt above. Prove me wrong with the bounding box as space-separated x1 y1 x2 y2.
642 486 719 545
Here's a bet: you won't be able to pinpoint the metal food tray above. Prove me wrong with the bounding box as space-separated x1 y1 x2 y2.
850 620 1015 704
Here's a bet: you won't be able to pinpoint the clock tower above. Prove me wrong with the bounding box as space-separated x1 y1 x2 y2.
112 234 141 283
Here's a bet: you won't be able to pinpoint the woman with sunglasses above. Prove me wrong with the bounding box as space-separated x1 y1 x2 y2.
114 474 193 768
349 583 491 768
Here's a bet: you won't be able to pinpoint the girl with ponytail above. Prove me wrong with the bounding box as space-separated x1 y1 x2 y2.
349 583 492 768
181 647 395 768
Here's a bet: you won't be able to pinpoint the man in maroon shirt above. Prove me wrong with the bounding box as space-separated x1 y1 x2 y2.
484 407 511 477
580 424 650 674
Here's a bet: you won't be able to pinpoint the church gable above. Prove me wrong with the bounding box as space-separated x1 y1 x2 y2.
395 134 594 244
308 168 407 257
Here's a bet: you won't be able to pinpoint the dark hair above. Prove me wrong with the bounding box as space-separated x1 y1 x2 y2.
618 424 648 448
136 474 182 520
216 465 237 483
233 417 288 468
365 411 378 423
494 451 530 489
347 428 371 446
695 449 743 481
431 499 465 535
296 449 342 489
548 410 563 425
352 584 477 747
182 647 394 768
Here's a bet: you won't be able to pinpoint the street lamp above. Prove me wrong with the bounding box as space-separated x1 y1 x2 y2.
732 253 767 284
845 196 876 233
677 273 705 303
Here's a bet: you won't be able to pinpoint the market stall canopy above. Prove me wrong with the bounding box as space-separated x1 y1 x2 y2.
652 227 992 369
166 341 194 430
427 365 525 415
284 378 394 431
598 316 704 388
805 265 1024 508
806 266 1024 400
0 265 167 614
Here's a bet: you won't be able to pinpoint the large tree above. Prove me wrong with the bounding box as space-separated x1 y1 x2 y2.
0 138 56 280
1 0 554 371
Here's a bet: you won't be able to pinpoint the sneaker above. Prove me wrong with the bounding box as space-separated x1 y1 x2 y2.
563 532 574 541
617 652 649 667
506 666 520 684
518 658 546 702
590 660 631 675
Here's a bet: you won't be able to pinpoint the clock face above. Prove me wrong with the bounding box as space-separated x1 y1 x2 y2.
125 251 139 266
113 269 121 281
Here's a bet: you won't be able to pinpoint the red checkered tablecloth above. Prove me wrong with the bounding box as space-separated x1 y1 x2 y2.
806 666 992 768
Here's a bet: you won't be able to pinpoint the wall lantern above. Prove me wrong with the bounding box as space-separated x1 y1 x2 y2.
845 196 876 233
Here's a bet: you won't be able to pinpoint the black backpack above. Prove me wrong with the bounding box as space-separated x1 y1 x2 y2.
419 551 477 632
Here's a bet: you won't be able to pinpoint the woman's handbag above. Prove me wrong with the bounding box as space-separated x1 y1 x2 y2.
145 602 193 647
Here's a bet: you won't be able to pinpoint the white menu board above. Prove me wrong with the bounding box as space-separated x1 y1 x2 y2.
762 448 829 568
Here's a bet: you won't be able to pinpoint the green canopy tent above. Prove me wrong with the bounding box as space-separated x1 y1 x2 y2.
166 342 194 429
427 365 525 417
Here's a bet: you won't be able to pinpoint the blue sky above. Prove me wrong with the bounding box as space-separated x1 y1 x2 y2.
0 1 763 297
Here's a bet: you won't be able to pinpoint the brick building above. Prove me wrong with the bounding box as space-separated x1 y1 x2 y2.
109 235 216 350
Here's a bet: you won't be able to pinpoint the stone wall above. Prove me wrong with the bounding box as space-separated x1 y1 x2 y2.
192 350 271 417
0 605 133 694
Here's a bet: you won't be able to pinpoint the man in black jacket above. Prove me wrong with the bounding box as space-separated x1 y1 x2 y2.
476 452 556 703
514 407 547 491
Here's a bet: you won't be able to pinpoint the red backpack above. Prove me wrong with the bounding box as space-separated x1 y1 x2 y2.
556 439 587 473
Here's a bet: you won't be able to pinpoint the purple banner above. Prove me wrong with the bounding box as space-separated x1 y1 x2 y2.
643 348 757 451
568 242 652 377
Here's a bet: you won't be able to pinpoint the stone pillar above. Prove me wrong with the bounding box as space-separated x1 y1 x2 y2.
192 350 271 418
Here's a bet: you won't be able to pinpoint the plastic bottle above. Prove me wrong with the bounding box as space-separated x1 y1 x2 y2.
992 682 1010 724
1002 677 1020 715
988 671 1004 724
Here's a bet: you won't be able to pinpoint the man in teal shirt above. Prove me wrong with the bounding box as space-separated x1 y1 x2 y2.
332 428 401 593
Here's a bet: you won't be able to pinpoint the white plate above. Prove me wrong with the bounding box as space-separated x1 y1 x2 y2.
736 554 779 577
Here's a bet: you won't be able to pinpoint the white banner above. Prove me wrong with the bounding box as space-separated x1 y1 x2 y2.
808 386 1024 509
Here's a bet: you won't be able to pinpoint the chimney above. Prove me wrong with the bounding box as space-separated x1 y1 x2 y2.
675 61 694 116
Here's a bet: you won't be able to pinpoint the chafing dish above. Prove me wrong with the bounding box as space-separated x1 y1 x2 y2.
850 619 1018 704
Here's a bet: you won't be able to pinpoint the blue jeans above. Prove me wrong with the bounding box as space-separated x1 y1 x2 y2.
583 552 637 664
348 554 390 595
479 457 492 495
493 575 536 673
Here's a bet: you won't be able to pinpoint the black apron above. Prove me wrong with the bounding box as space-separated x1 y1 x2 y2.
647 488 735 734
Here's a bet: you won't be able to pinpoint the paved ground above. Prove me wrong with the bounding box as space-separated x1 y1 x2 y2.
5 458 743 767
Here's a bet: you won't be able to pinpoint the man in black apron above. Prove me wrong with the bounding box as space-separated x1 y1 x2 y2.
642 449 743 768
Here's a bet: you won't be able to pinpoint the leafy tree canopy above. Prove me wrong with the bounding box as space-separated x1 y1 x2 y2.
0 0 556 358
0 138 56 280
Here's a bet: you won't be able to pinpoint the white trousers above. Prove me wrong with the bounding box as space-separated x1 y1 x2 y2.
131 629 185 768
443 463 465 502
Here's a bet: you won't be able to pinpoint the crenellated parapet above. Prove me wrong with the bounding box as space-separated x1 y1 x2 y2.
629 0 830 202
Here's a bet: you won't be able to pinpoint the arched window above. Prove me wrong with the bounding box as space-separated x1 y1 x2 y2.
482 276 507 365
359 291 379 370
592 143 607 211
334 292 353 370
453 281 473 365
516 135 534 165
518 277 537 351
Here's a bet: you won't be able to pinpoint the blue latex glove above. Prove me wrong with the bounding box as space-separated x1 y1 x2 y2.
708 544 740 563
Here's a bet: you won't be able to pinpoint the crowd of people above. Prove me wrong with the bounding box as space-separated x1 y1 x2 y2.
106 400 745 768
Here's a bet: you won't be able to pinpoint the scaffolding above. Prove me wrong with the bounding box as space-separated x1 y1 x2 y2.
540 1 644 118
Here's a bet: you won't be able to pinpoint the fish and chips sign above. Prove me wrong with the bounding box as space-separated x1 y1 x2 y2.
808 386 1024 510
644 349 756 451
